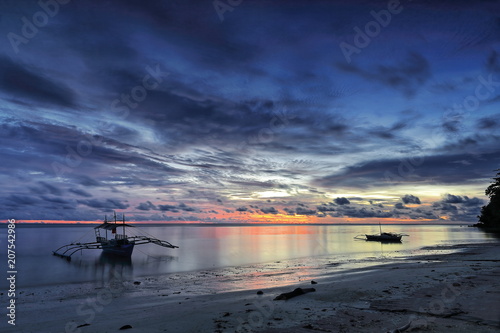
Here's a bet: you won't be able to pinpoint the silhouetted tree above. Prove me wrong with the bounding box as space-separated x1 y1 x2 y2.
478 169 500 228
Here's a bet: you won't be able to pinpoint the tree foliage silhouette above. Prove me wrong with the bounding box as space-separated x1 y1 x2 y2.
478 169 500 228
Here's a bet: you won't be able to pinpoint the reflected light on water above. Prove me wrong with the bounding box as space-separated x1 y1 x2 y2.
1 224 496 289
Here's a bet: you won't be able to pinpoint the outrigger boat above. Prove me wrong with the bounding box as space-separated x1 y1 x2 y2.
355 222 408 243
365 232 403 242
53 212 178 261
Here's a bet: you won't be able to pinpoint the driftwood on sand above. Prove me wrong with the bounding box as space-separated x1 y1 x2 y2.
274 287 316 300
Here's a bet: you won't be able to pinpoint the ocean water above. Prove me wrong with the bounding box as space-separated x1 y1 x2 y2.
0 223 497 289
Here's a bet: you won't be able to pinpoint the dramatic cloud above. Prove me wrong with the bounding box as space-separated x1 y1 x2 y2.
337 52 431 97
394 203 406 210
77 199 130 210
441 194 484 207
402 195 421 205
136 201 157 211
68 188 93 198
261 207 279 215
317 204 336 212
334 197 351 205
0 56 76 108
0 0 497 222
295 207 317 216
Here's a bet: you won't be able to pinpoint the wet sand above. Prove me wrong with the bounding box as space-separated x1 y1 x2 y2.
2 242 499 333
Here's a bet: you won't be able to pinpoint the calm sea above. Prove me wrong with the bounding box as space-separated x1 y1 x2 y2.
0 224 497 289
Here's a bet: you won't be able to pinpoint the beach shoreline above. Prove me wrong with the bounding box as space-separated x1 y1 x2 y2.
2 242 499 333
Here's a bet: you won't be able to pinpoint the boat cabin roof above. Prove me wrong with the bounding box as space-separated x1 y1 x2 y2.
94 222 135 230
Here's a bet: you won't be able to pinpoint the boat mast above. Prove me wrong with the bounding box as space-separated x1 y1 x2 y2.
122 214 125 236
114 211 118 238
104 214 108 239
379 221 382 234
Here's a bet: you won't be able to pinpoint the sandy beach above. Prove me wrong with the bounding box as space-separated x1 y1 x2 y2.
2 242 499 333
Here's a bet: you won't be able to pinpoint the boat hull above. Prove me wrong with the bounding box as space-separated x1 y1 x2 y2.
365 234 402 242
101 242 135 257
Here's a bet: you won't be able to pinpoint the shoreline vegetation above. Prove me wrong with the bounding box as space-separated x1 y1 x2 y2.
475 169 500 232
4 242 499 333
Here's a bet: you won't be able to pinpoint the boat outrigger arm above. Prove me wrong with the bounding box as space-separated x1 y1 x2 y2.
52 213 178 261
52 235 179 260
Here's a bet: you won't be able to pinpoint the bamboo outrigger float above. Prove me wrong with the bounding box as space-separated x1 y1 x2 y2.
53 212 178 261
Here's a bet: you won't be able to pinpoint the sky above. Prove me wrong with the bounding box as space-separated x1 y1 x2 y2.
1 0 499 223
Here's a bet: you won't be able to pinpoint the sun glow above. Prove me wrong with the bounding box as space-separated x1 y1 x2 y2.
255 191 291 198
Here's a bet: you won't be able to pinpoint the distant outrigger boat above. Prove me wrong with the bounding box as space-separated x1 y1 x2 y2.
355 223 408 243
53 212 178 260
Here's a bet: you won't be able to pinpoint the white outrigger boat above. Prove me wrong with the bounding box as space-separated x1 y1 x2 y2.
53 212 178 260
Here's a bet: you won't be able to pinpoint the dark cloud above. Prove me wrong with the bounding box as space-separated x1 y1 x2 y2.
441 194 484 207
5 194 41 206
317 204 336 212
260 207 279 214
402 194 421 204
0 56 75 108
434 202 458 212
76 175 103 187
178 203 196 212
442 194 466 204
236 207 248 212
41 196 72 205
77 198 129 210
29 182 63 196
314 151 500 188
136 201 157 211
477 116 499 130
394 202 406 210
39 182 63 196
155 203 196 212
336 206 393 218
295 207 317 215
157 204 178 212
442 114 464 133
336 52 431 97
68 188 93 197
334 197 350 205
486 50 500 73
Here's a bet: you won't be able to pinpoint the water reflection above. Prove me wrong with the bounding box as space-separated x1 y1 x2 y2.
65 253 134 285
8 224 499 288
94 253 132 285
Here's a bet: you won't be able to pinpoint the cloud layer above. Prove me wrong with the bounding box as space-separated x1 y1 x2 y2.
0 0 499 222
